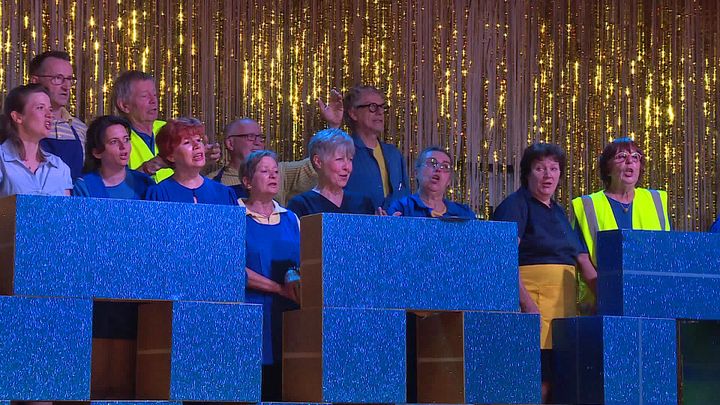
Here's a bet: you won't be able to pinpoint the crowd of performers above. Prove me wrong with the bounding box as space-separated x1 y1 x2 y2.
0 51 681 403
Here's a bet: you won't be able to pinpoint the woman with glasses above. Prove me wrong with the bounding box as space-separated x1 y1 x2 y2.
287 128 374 216
388 146 474 219
145 118 238 205
318 85 409 211
571 137 670 311
492 143 596 403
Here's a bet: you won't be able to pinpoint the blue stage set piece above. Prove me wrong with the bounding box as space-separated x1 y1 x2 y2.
596 229 720 319
92 402 181 405
170 301 262 401
463 311 541 404
0 195 246 302
0 296 92 400
552 316 677 405
283 307 406 403
415 311 540 404
300 214 518 311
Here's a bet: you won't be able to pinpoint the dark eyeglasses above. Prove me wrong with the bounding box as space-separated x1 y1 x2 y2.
354 103 389 113
424 158 452 172
227 133 265 142
34 74 77 86
613 151 643 163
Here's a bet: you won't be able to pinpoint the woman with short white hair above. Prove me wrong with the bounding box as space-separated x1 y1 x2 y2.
287 128 373 216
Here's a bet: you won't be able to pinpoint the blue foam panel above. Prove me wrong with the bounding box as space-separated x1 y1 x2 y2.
464 311 541 404
0 195 245 301
0 296 92 400
322 308 406 403
258 403 329 405
92 402 181 405
283 307 406 403
552 316 677 405
597 229 720 319
170 301 262 401
301 214 518 311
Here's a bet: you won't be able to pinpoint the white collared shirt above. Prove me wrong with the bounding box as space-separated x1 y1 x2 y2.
0 141 73 197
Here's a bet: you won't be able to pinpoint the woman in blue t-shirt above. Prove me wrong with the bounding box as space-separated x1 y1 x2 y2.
145 118 237 205
73 115 154 199
240 150 300 400
388 146 475 219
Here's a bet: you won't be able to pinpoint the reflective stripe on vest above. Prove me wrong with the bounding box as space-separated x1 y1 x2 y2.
571 188 670 265
128 120 172 182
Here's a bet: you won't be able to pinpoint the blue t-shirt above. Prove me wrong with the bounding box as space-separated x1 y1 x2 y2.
492 186 586 266
287 189 374 217
245 209 300 365
146 176 238 205
73 168 155 200
388 193 475 219
574 195 634 251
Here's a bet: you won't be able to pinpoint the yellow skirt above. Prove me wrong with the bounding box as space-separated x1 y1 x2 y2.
519 264 576 349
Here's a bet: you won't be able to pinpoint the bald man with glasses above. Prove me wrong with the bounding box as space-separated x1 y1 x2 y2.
210 118 317 205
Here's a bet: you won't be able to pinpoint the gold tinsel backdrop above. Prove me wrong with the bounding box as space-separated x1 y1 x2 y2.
0 0 718 230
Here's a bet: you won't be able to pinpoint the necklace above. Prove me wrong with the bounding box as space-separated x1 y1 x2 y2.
618 201 632 213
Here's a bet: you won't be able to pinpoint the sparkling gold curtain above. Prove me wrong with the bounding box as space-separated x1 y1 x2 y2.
0 0 718 230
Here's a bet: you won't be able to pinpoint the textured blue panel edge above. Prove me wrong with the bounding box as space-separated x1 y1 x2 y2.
11 195 245 302
170 301 262 401
0 296 92 400
553 316 677 405
552 317 604 404
597 229 624 316
598 229 720 319
464 311 541 404
319 214 518 311
92 402 182 405
321 307 406 403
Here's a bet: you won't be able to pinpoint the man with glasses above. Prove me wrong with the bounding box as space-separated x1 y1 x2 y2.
319 85 409 210
209 118 316 205
30 50 87 179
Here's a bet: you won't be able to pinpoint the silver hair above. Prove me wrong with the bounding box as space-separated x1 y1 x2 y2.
308 128 355 169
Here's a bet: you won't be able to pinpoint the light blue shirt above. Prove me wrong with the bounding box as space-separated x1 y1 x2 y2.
0 140 73 197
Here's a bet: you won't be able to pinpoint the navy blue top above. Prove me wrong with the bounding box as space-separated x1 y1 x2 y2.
711 218 720 233
388 193 475 219
492 187 586 266
145 176 238 205
132 126 155 151
574 196 634 251
287 190 374 217
245 210 300 365
211 167 249 199
73 168 155 200
343 134 409 210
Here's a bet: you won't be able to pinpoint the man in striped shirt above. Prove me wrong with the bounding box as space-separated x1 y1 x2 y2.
30 50 87 179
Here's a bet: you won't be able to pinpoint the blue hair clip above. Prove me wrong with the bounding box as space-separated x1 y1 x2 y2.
613 136 633 143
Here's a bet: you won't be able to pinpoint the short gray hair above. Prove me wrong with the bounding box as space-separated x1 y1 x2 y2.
111 70 155 115
414 146 450 170
244 150 278 181
308 128 355 169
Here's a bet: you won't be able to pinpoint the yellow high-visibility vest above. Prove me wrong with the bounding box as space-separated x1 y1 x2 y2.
571 187 670 266
128 120 172 182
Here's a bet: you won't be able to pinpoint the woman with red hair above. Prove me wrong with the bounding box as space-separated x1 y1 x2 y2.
146 118 237 205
